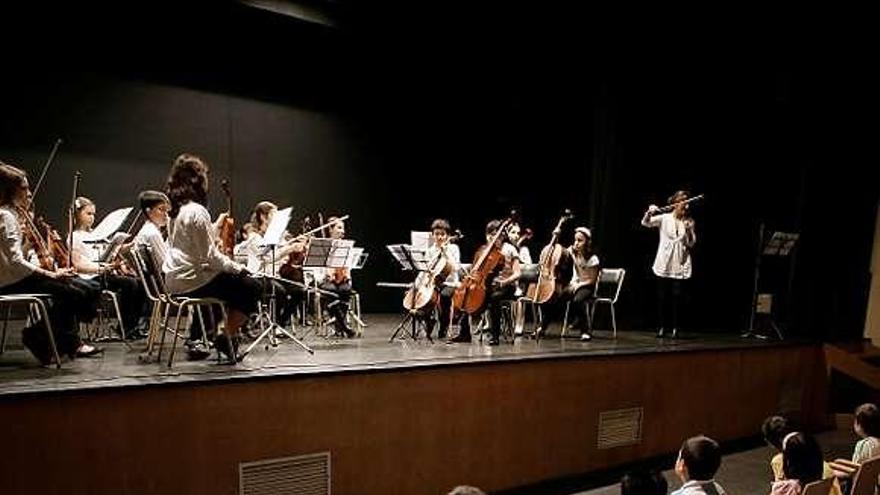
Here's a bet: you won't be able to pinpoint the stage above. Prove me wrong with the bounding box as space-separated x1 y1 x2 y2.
0 315 830 495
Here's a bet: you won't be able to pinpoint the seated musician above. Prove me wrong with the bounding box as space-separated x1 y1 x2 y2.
0 161 102 363
163 153 261 362
316 216 356 337
452 219 521 346
565 227 600 341
424 218 468 341
134 190 171 268
70 196 148 340
507 221 533 335
242 201 306 328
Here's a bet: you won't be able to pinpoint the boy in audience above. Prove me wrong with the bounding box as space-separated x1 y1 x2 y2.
852 403 880 463
671 435 726 495
622 469 668 495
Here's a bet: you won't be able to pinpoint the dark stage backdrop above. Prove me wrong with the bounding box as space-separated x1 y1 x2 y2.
1 2 874 338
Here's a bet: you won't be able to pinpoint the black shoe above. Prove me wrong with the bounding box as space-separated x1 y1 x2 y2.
670 328 678 339
186 342 211 361
449 334 471 343
488 337 500 346
656 328 665 338
213 334 236 362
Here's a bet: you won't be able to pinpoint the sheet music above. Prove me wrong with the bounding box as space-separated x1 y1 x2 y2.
410 231 430 251
262 206 292 247
386 244 428 271
328 239 354 268
81 207 133 242
346 247 365 269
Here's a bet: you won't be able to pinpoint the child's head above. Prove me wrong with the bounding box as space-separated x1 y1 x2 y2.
621 469 667 495
73 196 96 231
781 432 823 487
138 190 171 227
675 435 721 482
762 415 792 452
855 403 880 438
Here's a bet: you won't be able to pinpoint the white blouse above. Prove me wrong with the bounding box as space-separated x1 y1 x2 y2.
135 221 168 269
642 212 696 279
163 201 243 294
0 206 37 287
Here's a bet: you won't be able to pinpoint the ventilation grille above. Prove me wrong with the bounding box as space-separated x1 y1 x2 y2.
597 407 643 449
240 452 330 495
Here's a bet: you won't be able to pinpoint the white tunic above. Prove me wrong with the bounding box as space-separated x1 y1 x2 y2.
0 206 38 287
642 212 696 279
135 221 168 269
163 201 242 294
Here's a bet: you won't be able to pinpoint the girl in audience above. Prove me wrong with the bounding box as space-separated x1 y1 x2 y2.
770 432 823 495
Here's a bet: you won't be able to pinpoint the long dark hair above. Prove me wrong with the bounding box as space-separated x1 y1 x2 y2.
165 153 209 217
0 162 28 206
782 432 823 487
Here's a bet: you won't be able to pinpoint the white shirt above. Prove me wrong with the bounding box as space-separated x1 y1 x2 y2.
642 212 696 279
163 201 243 294
426 242 461 285
135 221 168 269
569 250 600 286
0 206 38 287
71 230 105 280
672 479 726 495
518 246 533 264
498 242 520 280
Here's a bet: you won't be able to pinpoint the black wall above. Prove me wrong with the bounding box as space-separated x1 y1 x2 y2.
1 2 874 337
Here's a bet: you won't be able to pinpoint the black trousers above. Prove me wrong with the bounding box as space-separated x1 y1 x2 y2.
563 284 595 333
182 272 262 339
426 285 471 339
656 277 684 330
1 273 100 355
80 273 147 332
319 279 352 332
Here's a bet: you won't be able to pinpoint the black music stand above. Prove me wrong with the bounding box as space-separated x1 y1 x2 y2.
742 224 798 341
302 238 353 338
386 244 433 342
241 207 314 358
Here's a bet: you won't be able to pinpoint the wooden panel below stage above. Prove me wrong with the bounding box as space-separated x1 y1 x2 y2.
0 343 828 495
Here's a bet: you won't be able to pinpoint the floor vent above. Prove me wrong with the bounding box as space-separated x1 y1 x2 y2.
598 407 643 449
240 452 330 495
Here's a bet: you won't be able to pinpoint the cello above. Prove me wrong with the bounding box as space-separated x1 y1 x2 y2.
526 210 574 304
402 232 460 314
452 218 512 314
217 179 235 257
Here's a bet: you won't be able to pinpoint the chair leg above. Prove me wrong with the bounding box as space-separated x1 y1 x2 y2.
610 304 617 339
108 292 126 341
34 299 61 369
561 301 571 338
1 303 11 355
167 302 189 367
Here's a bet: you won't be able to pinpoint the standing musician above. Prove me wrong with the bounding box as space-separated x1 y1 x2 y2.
424 219 466 341
163 153 261 362
316 216 356 338
641 190 697 338
452 219 521 345
0 161 103 363
70 196 148 339
565 227 600 341
241 201 306 328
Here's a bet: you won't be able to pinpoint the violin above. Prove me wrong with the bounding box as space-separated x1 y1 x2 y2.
35 215 71 269
526 210 573 304
16 206 56 271
452 218 512 314
218 179 235 257
277 215 351 282
402 232 461 314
